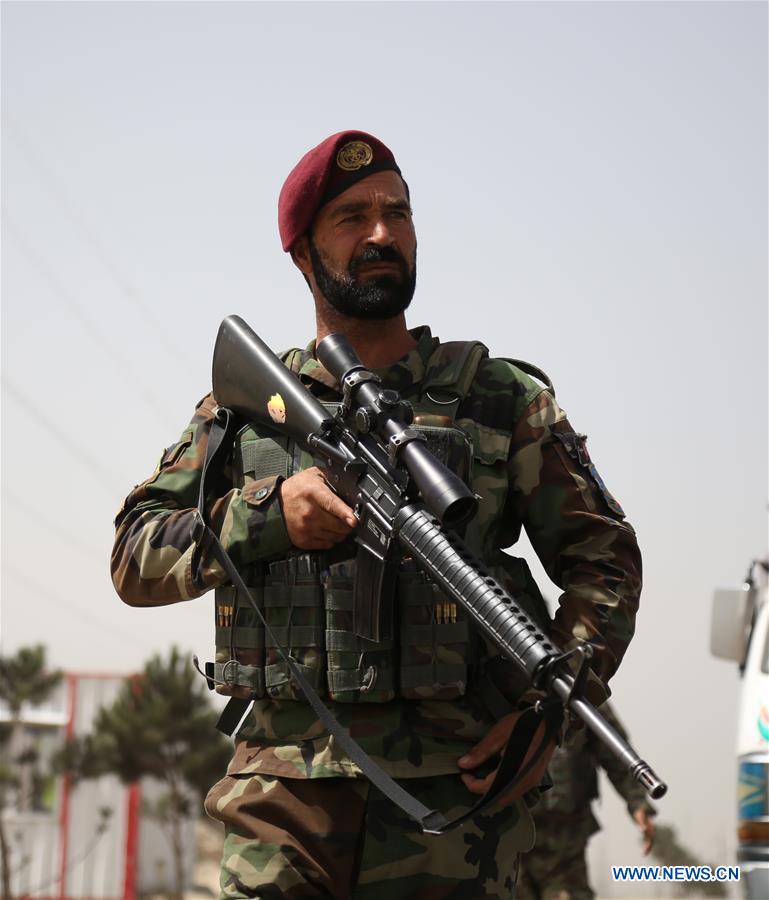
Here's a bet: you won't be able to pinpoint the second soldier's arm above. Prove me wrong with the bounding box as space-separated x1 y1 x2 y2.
112 393 292 606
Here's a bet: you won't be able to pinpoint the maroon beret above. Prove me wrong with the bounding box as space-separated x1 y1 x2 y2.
278 130 405 252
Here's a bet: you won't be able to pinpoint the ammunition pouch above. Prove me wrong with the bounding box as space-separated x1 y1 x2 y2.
211 551 477 704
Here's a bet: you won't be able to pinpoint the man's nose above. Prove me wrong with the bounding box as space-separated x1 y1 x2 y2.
365 218 394 246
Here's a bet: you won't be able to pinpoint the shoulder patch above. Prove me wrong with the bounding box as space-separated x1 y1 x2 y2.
551 423 626 518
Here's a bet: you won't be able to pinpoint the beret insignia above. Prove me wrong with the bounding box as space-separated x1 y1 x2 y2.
336 140 374 172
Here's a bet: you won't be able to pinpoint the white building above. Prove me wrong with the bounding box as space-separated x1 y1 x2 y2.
0 673 198 900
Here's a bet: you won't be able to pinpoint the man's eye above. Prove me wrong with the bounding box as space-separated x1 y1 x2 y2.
340 215 364 224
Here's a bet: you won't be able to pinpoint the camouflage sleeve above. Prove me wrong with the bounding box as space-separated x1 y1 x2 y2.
507 389 642 698
590 704 656 817
111 393 291 607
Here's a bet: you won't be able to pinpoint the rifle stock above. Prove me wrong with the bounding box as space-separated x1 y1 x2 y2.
213 315 334 446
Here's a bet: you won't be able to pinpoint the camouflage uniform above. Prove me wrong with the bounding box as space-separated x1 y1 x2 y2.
112 326 642 898
517 703 655 900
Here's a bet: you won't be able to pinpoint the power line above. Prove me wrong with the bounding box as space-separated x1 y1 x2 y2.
3 214 177 427
2 490 105 564
2 564 150 652
4 118 199 378
1 376 123 494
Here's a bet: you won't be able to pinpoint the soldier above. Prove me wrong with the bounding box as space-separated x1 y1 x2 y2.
517 702 656 900
111 130 642 899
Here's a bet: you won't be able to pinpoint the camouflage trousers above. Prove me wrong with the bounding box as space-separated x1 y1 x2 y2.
515 816 594 900
204 772 528 899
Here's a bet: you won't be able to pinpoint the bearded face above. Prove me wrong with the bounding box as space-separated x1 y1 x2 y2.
309 238 417 321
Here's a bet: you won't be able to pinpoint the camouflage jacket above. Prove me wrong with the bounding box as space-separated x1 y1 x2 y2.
112 326 641 782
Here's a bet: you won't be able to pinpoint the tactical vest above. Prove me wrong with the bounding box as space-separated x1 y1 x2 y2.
209 341 553 707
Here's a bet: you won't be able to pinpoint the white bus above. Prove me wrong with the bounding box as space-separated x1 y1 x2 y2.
711 559 769 899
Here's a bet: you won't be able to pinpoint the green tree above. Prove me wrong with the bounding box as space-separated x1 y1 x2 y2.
58 647 230 900
0 645 63 900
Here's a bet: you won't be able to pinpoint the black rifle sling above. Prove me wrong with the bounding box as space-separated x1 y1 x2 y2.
192 405 562 835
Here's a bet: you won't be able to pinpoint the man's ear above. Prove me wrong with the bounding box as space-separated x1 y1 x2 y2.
291 235 313 276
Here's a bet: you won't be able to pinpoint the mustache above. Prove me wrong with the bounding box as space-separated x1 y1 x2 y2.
349 245 408 275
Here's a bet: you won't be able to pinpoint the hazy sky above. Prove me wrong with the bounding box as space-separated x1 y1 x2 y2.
2 2 766 893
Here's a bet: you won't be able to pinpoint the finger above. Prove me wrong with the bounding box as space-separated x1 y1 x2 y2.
313 509 355 537
460 771 495 796
457 728 508 769
314 526 354 545
313 482 357 528
644 825 655 854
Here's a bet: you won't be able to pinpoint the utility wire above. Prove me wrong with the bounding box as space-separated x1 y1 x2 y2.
2 490 105 564
3 564 150 652
4 118 199 378
3 214 177 427
1 376 123 494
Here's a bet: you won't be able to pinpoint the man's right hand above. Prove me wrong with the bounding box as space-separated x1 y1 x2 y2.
278 467 357 550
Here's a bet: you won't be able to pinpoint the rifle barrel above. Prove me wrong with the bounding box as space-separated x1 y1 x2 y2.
395 503 668 799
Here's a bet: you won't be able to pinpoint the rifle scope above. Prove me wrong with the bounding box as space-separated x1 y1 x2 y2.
317 333 478 530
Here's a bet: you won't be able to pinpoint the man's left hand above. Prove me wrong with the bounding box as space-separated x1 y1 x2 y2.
457 712 556 807
633 808 656 855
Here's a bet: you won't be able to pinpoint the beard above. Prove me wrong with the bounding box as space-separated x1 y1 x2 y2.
309 239 417 321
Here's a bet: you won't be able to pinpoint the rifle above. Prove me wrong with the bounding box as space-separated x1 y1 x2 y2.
209 314 667 822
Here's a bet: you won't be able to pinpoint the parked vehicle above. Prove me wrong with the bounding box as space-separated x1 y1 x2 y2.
711 558 769 899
